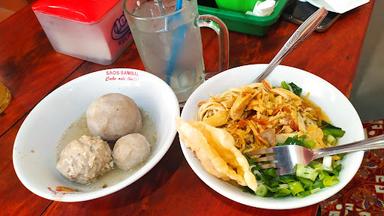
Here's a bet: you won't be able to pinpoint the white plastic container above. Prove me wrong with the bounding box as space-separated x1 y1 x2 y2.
32 0 132 65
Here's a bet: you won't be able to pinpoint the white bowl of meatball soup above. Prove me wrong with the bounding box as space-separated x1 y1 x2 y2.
13 68 180 202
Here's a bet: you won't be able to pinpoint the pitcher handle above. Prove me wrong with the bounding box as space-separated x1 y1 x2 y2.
197 15 229 74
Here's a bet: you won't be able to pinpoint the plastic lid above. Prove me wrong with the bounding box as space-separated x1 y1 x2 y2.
32 0 120 23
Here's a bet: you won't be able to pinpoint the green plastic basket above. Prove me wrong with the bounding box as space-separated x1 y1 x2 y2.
198 0 288 36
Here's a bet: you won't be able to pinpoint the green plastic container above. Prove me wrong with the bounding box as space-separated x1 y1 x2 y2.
215 0 258 13
198 0 288 36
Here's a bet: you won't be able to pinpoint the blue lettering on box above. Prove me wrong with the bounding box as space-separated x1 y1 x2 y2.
112 13 130 40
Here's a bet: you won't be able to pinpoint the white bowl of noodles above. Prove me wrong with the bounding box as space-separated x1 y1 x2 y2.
179 64 364 209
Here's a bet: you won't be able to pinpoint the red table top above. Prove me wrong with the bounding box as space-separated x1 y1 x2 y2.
0 1 375 215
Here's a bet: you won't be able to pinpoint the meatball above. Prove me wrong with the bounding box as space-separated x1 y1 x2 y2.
56 135 114 184
112 133 151 171
86 93 142 141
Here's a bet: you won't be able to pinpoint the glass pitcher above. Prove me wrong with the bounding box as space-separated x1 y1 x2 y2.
124 0 229 103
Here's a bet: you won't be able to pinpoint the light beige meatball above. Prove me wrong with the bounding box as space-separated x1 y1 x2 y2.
86 93 142 141
112 133 151 171
56 135 114 184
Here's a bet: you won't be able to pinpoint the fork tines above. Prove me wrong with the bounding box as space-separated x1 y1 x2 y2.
247 148 277 169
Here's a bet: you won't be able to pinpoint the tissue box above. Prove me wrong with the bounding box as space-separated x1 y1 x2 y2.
32 0 132 65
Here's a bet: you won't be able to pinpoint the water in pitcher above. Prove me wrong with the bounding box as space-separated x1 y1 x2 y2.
131 0 205 102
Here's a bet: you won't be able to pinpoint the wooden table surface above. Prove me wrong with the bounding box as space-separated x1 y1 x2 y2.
0 2 374 215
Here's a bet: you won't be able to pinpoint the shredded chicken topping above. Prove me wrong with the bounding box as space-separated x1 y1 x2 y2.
198 81 329 154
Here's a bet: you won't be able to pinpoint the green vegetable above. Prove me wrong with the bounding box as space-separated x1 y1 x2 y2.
312 179 324 190
321 121 345 138
310 187 321 194
318 170 329 180
326 135 337 145
278 135 315 149
281 81 290 90
297 191 311 197
274 187 291 198
323 176 339 187
309 161 323 171
296 164 318 181
248 162 341 198
297 177 314 189
245 116 344 198
264 168 277 178
303 139 316 149
279 175 296 184
274 189 291 197
288 82 303 96
288 181 304 195
323 129 345 138
281 136 304 146
255 183 268 197
258 169 279 188
330 163 342 176
280 81 303 96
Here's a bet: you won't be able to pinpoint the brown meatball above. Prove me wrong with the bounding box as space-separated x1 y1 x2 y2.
112 133 151 171
86 93 142 141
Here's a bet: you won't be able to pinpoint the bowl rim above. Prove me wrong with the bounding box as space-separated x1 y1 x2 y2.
13 68 180 202
180 64 365 209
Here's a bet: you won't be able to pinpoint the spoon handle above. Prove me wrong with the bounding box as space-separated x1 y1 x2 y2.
254 7 328 82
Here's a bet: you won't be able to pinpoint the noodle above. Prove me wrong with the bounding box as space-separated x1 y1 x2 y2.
198 81 330 156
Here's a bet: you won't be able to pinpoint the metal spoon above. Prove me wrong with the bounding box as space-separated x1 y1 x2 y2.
254 7 328 82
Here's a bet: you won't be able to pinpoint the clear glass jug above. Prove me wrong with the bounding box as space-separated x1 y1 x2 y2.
124 0 229 103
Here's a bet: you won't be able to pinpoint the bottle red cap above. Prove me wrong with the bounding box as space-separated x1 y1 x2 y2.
32 0 121 23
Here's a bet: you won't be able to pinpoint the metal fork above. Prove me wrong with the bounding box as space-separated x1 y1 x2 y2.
247 134 384 175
